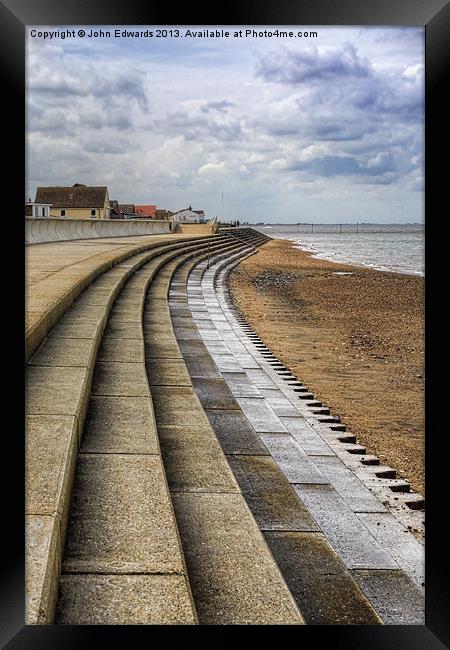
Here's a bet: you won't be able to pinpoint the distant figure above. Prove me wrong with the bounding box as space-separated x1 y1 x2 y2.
237 220 240 227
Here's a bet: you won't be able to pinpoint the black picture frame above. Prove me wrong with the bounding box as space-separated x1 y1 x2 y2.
3 0 449 646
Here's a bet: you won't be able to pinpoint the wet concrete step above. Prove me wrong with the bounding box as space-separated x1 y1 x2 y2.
180 243 425 624
145 244 305 624
165 248 393 625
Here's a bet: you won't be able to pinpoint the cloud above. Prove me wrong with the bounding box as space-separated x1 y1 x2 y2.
256 43 372 85
201 100 235 113
26 29 424 222
165 100 242 141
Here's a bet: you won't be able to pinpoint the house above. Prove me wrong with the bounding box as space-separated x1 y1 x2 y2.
109 200 123 219
35 184 110 219
25 202 52 218
155 209 171 221
118 204 138 219
193 210 206 222
171 206 207 223
134 205 157 219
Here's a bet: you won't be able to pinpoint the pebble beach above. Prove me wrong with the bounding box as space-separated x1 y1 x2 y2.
229 237 425 495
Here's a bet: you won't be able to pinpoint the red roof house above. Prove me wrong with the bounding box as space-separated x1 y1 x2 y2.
134 205 157 219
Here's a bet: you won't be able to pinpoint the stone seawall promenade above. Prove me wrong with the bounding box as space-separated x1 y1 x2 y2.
25 228 424 626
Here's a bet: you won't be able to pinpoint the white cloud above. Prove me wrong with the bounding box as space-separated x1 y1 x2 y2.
26 27 424 222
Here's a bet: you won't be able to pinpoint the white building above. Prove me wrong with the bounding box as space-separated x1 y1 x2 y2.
171 207 206 223
25 202 52 218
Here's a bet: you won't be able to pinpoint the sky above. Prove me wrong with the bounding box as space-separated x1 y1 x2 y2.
26 26 424 223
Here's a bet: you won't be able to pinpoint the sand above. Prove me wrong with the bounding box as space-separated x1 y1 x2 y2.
229 238 424 496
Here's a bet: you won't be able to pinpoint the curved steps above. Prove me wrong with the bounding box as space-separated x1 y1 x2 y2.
26 227 423 626
25 234 239 624
143 238 303 624
25 233 210 363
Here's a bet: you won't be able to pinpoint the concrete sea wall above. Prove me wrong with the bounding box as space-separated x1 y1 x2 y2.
25 217 173 244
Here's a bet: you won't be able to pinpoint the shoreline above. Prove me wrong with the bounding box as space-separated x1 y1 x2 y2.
292 244 424 278
229 237 424 495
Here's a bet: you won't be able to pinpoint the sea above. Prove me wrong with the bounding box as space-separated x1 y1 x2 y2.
250 224 424 277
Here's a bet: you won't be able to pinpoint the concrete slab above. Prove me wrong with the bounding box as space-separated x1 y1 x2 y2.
158 425 239 493
173 327 202 340
104 320 142 339
260 434 329 484
351 569 424 624
311 456 388 513
26 415 78 519
26 514 61 624
258 390 301 417
236 397 287 433
356 512 424 587
202 341 230 354
146 359 191 386
182 354 222 379
62 454 185 574
191 378 240 410
205 409 269 455
48 315 104 340
55 574 197 624
228 455 319 531
223 341 248 354
81 396 159 454
221 372 262 397
176 340 208 355
293 484 398 570
26 366 89 420
144 341 183 359
264 532 381 625
198 330 222 340
29 337 95 368
91 362 149 397
243 368 278 389
232 354 261 369
150 385 209 427
211 354 243 373
96 337 143 363
280 416 334 456
171 493 304 624
64 303 106 321
195 321 219 331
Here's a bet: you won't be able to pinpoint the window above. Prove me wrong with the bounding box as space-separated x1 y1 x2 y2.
91 209 96 217
61 210 66 216
42 207 45 217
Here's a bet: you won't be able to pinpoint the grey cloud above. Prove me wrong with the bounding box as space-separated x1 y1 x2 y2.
166 104 241 141
201 100 235 113
81 110 132 131
83 137 133 154
287 153 398 180
256 43 372 85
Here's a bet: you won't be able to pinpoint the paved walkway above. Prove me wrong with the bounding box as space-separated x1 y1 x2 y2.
25 234 205 362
